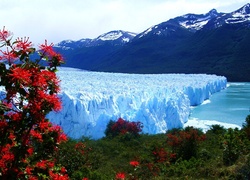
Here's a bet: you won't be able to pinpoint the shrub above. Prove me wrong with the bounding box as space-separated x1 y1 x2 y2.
208 124 227 135
105 118 143 138
222 128 244 165
243 115 250 128
166 126 206 160
242 115 250 140
0 27 68 179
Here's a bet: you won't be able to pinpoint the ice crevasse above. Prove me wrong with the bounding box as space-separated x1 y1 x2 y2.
47 68 227 139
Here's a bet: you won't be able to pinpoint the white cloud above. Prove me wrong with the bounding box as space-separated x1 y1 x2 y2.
0 0 249 45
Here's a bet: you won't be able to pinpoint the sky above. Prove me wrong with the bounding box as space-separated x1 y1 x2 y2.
1 0 249 45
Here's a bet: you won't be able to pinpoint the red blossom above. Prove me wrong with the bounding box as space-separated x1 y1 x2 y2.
49 170 69 180
8 112 23 122
0 26 12 41
15 37 33 52
0 47 18 63
9 66 32 85
130 160 140 167
116 172 126 179
61 167 67 173
27 148 34 155
47 161 55 168
39 40 54 54
8 132 16 141
0 120 8 128
36 160 47 169
30 130 43 142
58 133 68 143
28 176 38 180
25 166 33 175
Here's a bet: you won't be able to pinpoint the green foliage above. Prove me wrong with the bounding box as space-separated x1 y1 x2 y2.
222 128 241 165
243 115 250 140
166 126 206 160
243 115 250 128
56 115 250 179
208 124 227 135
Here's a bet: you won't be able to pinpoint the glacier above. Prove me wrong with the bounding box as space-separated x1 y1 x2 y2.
46 68 227 139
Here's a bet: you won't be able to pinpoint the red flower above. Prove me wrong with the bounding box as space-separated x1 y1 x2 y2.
15 37 33 52
116 172 125 179
36 160 47 169
9 66 32 85
28 176 38 180
130 160 140 167
49 170 69 180
0 26 12 41
0 120 8 128
61 167 67 173
27 148 34 155
25 166 33 175
8 132 16 141
38 120 50 130
39 40 54 54
30 130 43 142
0 47 18 63
2 152 15 161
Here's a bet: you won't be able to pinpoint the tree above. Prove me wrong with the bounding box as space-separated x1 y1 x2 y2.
0 27 68 179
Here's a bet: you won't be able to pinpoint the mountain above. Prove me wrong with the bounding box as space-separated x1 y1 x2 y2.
56 3 250 82
54 30 137 69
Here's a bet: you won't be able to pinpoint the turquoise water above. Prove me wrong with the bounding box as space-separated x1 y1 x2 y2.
189 82 250 127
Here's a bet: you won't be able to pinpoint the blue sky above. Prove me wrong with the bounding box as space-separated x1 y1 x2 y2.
1 0 249 45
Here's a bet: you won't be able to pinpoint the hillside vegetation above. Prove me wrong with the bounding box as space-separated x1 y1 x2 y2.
57 116 250 179
94 25 250 82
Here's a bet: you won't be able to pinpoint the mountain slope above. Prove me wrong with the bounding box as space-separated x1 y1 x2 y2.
92 4 250 81
57 3 250 82
54 30 137 69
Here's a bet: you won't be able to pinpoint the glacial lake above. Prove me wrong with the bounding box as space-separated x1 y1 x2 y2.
188 82 250 129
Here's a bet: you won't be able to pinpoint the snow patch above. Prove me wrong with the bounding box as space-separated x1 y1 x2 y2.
97 31 123 41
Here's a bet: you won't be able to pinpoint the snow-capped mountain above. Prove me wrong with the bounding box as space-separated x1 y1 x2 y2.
55 3 250 82
204 3 250 29
94 30 137 44
54 30 137 50
136 3 250 38
54 38 92 50
136 9 221 39
177 9 221 31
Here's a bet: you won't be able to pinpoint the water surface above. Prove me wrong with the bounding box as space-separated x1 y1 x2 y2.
189 82 250 127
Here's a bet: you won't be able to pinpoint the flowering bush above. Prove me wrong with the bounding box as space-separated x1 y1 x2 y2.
0 27 68 179
152 147 176 163
166 127 206 160
105 118 143 138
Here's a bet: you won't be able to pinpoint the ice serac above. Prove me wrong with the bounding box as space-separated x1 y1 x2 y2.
47 68 227 139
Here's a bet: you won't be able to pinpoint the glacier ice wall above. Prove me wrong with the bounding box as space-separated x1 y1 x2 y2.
47 68 227 139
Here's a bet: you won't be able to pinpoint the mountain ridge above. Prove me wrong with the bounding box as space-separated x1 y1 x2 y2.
55 3 250 82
